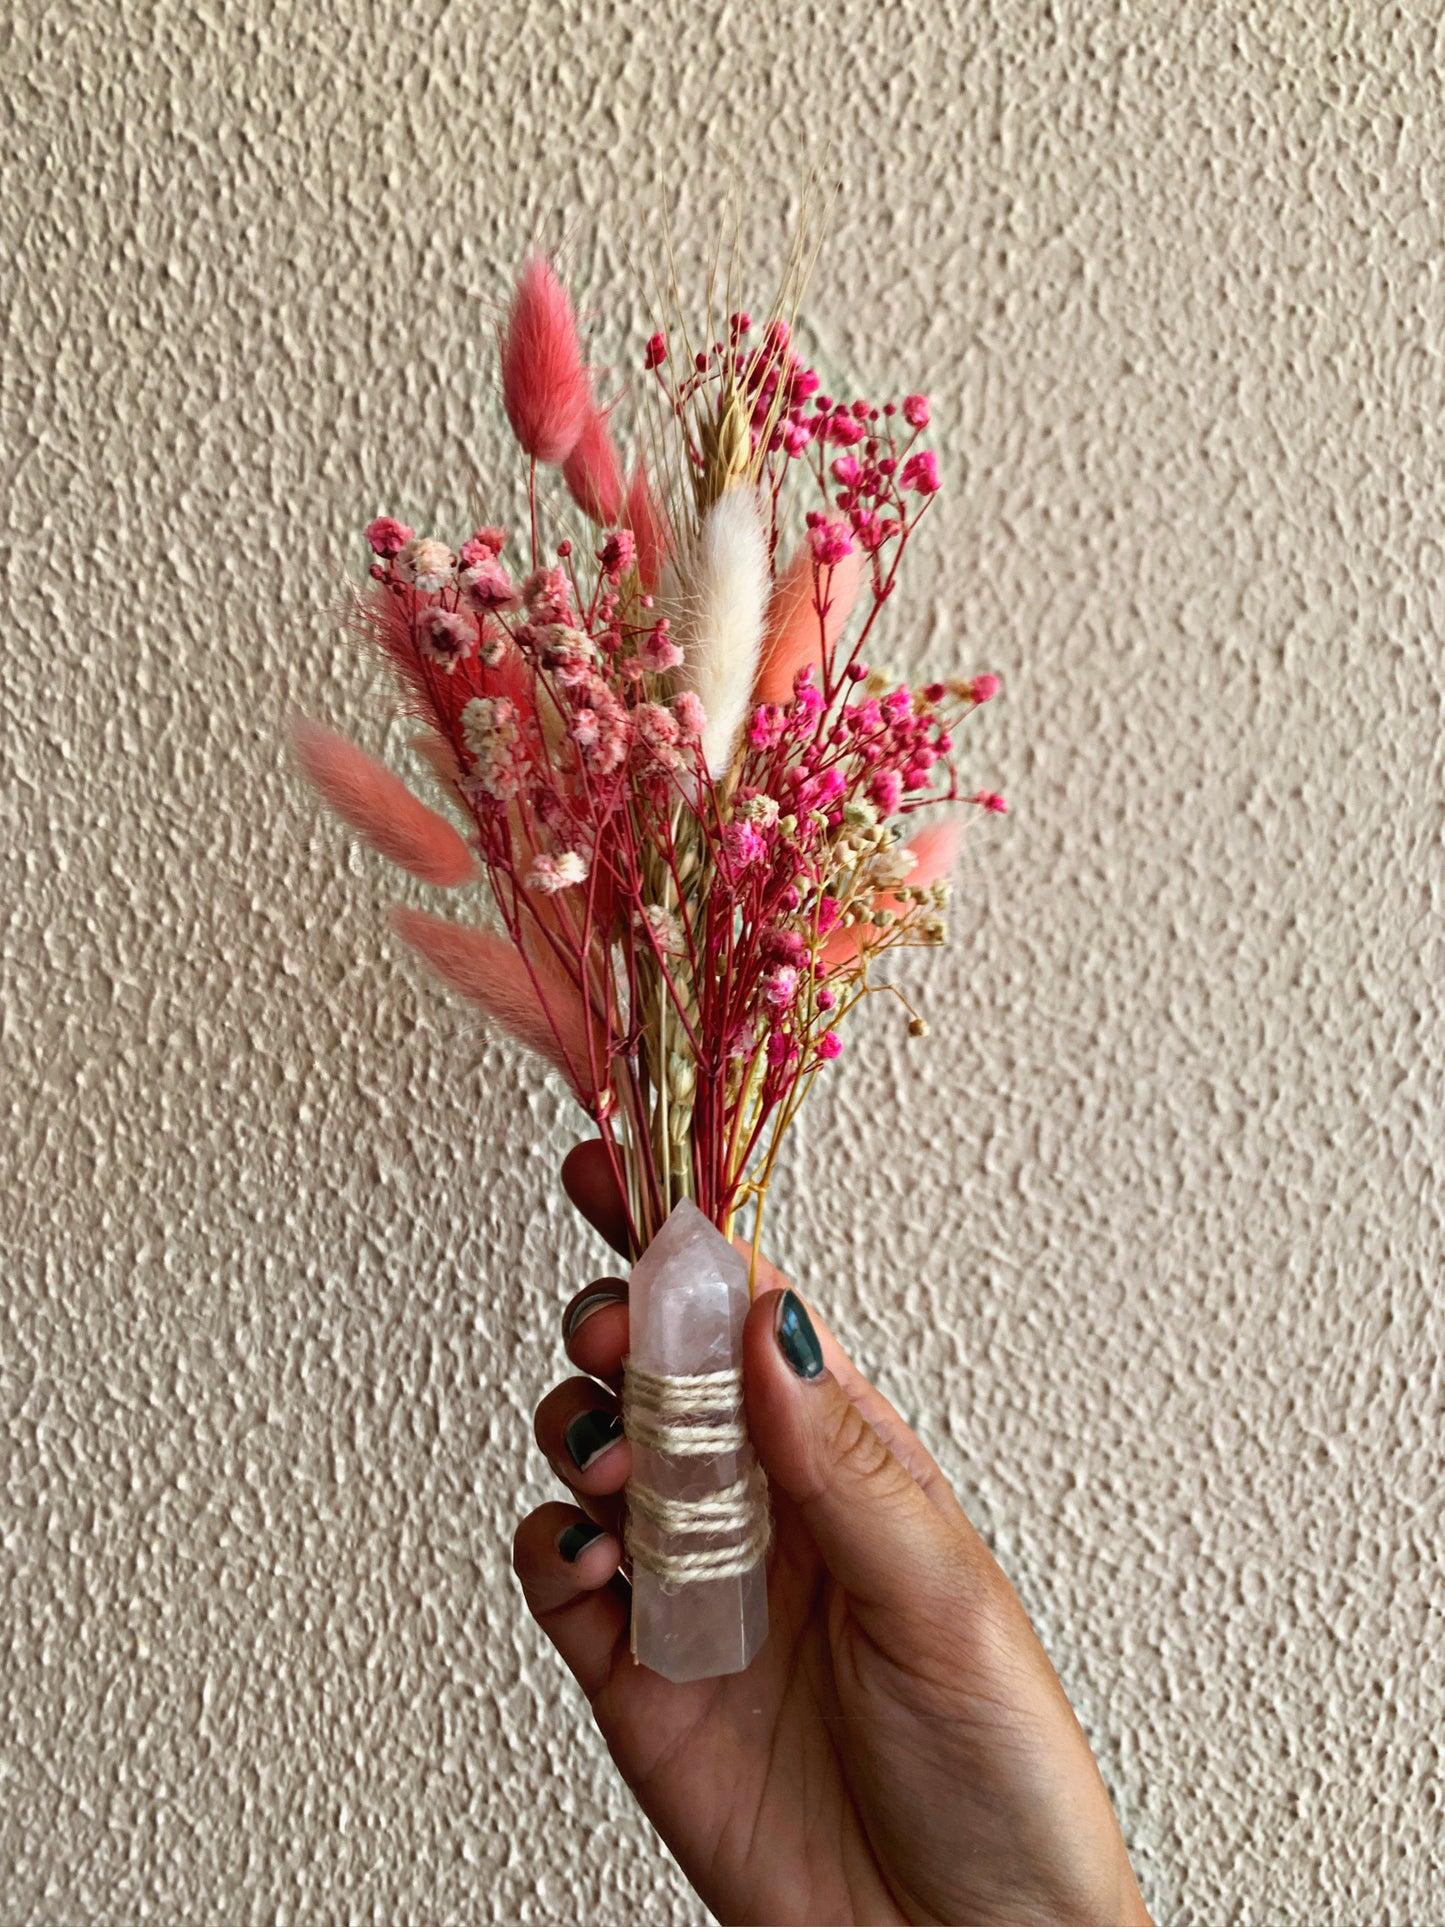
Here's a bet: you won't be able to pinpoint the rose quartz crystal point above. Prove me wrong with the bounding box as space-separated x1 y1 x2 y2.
626 1199 769 1682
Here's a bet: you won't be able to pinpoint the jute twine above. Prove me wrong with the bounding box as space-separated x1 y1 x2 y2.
621 1359 772 1586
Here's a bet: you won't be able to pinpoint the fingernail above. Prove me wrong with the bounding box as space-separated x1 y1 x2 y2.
775 1289 825 1379
565 1408 625 1472
557 1520 606 1562
565 1287 625 1342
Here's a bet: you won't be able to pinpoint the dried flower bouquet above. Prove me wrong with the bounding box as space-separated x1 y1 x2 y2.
294 232 1003 1678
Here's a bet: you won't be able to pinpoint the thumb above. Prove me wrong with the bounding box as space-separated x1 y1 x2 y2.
744 1287 958 1617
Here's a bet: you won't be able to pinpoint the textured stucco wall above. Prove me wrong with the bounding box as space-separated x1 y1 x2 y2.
4 3 1444 1921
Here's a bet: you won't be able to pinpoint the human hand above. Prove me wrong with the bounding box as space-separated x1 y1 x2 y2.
512 1143 1152 1927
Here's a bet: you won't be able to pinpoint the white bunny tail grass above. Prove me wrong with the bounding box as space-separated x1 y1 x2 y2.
675 483 770 780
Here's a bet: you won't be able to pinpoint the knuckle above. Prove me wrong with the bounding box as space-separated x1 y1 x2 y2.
818 1392 904 1496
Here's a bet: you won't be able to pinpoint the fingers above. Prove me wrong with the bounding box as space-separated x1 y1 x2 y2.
559 1142 961 1521
561 1140 631 1255
534 1374 632 1532
561 1276 629 1388
512 1501 628 1703
805 1306 966 1527
743 1287 978 1625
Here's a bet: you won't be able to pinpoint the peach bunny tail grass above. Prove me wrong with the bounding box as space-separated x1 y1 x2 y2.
389 906 598 1105
500 252 591 465
293 720 478 887
563 399 626 525
894 816 963 890
752 542 864 707
822 816 964 968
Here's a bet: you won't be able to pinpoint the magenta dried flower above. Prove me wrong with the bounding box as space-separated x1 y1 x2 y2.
366 515 414 557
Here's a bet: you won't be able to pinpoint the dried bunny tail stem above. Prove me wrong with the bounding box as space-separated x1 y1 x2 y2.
500 251 590 465
292 720 478 887
672 483 770 780
389 906 599 1105
562 395 626 525
752 542 864 707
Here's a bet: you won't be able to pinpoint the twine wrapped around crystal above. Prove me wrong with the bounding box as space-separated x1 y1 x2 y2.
622 1360 773 1587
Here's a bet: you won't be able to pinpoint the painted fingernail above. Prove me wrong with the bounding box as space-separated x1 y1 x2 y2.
565 1287 626 1342
565 1408 625 1472
557 1521 606 1562
775 1289 825 1379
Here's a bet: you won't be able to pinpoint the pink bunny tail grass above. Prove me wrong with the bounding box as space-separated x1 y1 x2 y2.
753 542 864 707
625 462 672 592
293 721 478 887
822 815 963 967
500 252 590 465
562 398 626 525
389 907 598 1104
355 577 436 722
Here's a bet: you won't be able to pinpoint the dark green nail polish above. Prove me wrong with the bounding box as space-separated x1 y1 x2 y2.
558 1521 606 1562
776 1289 825 1379
564 1287 625 1341
565 1407 625 1472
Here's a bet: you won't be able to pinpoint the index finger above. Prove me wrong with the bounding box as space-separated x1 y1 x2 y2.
561 1140 631 1256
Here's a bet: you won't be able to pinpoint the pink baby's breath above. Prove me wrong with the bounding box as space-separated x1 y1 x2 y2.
459 528 507 567
808 519 855 567
366 516 414 558
640 620 682 674
762 963 800 1009
395 537 455 591
599 528 637 580
416 606 477 671
459 697 525 801
869 769 903 815
461 558 520 611
526 850 589 893
672 690 706 739
636 702 683 769
748 703 785 751
523 567 573 624
899 449 940 494
723 821 768 867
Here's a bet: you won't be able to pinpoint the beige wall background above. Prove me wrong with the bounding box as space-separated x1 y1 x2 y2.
4 2 1443 1921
